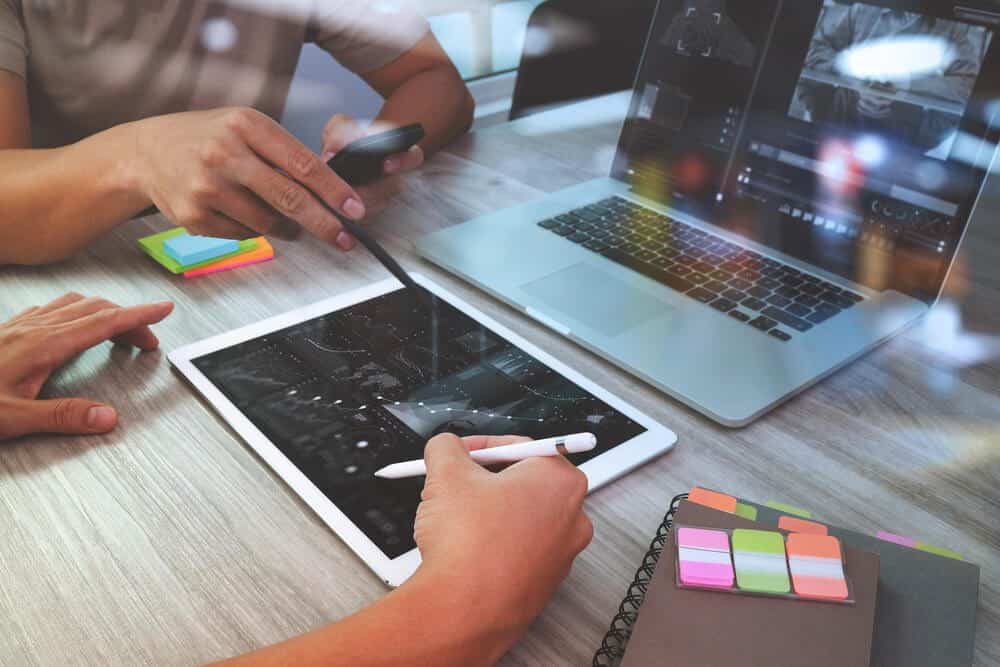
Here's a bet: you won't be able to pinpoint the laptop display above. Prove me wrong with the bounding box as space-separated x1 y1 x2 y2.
613 0 1000 301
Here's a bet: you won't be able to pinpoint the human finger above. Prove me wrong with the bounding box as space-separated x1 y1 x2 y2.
184 211 258 240
32 292 87 317
212 186 281 237
0 397 118 441
228 110 366 222
460 434 531 452
384 145 424 176
48 301 174 360
321 114 366 160
424 432 481 478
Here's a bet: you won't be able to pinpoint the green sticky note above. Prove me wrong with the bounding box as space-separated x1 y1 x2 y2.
732 529 790 594
139 228 257 274
915 542 964 561
735 502 759 521
764 500 812 518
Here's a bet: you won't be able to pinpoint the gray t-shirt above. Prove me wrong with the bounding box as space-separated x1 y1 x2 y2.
0 0 429 146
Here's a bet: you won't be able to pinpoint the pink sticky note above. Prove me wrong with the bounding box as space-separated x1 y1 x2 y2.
677 527 734 589
877 531 916 548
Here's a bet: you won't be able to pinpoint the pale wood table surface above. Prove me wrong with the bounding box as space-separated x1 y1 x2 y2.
1 93 998 666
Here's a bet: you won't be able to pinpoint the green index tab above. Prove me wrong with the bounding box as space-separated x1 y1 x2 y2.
915 542 964 561
764 500 812 518
735 502 759 521
139 227 257 274
732 529 791 594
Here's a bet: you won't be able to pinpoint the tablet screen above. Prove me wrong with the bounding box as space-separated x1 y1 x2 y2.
192 287 646 557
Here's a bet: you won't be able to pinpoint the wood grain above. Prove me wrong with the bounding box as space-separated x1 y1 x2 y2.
0 93 997 666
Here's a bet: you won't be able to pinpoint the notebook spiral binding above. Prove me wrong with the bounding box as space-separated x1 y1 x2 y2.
592 493 687 667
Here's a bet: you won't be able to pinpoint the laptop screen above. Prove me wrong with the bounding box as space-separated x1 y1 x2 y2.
612 0 1000 301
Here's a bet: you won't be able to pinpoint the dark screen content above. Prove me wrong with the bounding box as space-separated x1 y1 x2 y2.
615 0 999 301
615 0 780 218
193 287 646 558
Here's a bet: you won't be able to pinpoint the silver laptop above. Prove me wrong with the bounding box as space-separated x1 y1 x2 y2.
418 0 998 426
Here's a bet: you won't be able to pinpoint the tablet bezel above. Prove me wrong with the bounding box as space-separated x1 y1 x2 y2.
169 274 677 587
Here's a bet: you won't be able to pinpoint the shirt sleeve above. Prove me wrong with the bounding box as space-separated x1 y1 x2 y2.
0 0 26 78
308 0 430 74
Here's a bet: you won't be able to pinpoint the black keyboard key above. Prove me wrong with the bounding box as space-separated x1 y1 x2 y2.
843 291 865 303
676 254 697 266
538 219 559 229
761 266 783 278
759 277 780 289
818 291 841 302
798 283 822 296
553 226 574 236
768 329 792 342
575 209 602 222
795 294 820 307
787 303 811 317
729 278 752 291
601 248 695 294
721 261 743 273
779 274 803 286
776 285 800 298
619 243 641 255
743 259 764 271
568 232 590 243
762 306 813 332
651 256 672 268
741 297 767 311
710 269 731 281
670 264 692 276
829 293 859 309
729 310 751 323
807 307 838 324
749 315 778 331
692 261 714 274
688 272 710 284
737 270 761 282
635 249 657 261
688 287 716 303
555 213 579 225
710 298 737 312
722 288 746 302
705 280 729 293
748 286 771 299
583 240 609 252
767 294 791 308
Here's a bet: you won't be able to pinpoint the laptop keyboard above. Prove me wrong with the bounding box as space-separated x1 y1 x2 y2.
537 197 866 341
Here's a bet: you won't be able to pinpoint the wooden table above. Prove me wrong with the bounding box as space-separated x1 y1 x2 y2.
1 93 997 666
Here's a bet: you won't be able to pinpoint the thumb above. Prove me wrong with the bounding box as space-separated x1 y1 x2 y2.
423 432 478 479
0 397 118 441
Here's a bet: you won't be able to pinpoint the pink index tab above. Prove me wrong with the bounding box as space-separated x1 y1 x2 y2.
877 531 916 548
677 527 734 589
678 527 731 551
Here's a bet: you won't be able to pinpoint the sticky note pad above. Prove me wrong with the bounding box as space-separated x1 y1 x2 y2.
677 527 734 589
877 531 916 548
787 533 849 600
184 238 274 278
764 500 812 518
779 515 828 535
163 234 239 265
732 529 790 594
688 487 737 514
138 228 258 274
734 502 758 521
915 542 964 561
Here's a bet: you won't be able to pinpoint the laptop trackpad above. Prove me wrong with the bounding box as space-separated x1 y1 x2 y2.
520 263 669 337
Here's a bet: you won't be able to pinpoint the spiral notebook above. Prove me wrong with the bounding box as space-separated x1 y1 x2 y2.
593 492 981 667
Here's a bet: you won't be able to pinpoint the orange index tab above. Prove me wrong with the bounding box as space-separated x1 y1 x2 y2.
778 515 828 535
688 487 737 514
786 533 848 600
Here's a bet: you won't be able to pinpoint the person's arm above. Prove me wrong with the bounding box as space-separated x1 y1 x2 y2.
0 73 371 266
213 434 593 667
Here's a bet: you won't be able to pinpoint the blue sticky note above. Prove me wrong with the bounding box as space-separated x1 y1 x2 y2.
163 234 239 266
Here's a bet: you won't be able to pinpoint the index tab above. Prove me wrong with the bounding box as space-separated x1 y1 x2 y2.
688 487 738 514
778 515 828 535
732 529 790 593
764 500 812 518
915 542 964 561
787 534 849 600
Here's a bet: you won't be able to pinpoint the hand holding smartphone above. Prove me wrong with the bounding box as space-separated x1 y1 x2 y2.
326 123 425 186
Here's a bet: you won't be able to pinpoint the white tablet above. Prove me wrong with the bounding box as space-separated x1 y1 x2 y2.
169 274 676 587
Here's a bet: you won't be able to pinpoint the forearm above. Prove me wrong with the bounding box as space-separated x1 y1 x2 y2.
375 66 475 156
212 567 515 667
0 122 150 265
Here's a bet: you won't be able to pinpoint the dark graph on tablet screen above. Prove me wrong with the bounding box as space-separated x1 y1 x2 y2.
193 287 645 557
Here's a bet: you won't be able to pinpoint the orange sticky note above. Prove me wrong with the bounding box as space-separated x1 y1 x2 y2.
688 487 737 514
778 515 828 535
184 238 274 278
786 533 848 600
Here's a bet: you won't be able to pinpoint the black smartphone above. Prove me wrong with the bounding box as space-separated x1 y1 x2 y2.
326 123 425 186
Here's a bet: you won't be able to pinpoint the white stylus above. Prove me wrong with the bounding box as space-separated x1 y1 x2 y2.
372 432 598 479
